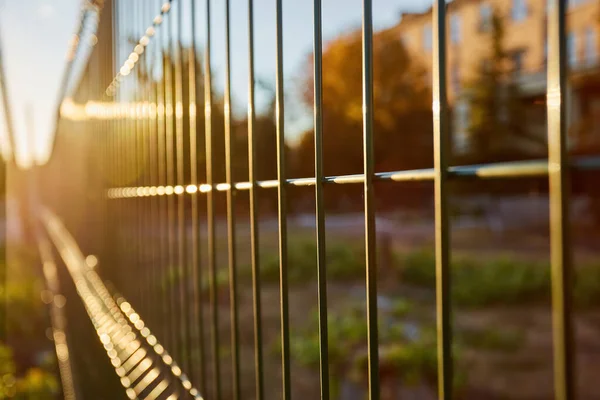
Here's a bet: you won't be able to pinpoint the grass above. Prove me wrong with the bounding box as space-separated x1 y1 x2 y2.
396 248 600 308
459 327 525 353
276 303 467 396
391 299 414 318
163 240 600 309
260 239 365 284
274 301 525 396
573 262 600 307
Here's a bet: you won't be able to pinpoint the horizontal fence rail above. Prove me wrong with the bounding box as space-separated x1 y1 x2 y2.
104 156 600 199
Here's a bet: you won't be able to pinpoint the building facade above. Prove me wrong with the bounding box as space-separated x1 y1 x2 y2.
392 0 600 154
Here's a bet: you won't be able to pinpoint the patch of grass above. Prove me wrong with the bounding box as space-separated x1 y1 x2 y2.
257 240 365 285
327 245 365 281
279 305 465 395
460 328 525 353
367 341 438 386
286 307 368 369
171 240 600 310
399 250 551 307
391 299 414 318
452 257 550 307
396 249 600 308
574 262 600 307
399 249 436 286
261 241 315 284
199 269 230 295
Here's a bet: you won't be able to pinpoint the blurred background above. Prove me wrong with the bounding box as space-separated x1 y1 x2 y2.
1 0 600 399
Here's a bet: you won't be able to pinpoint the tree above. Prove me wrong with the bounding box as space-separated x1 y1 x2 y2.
0 343 59 398
133 46 282 214
293 28 434 210
461 12 546 164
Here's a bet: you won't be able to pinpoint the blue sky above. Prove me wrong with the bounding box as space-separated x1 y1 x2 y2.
0 0 81 168
0 0 431 168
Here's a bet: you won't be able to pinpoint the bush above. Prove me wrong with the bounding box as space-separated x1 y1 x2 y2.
398 248 600 308
452 257 550 307
257 240 365 285
375 341 438 385
15 368 59 398
280 305 465 395
262 241 316 284
0 343 58 399
574 262 600 307
285 307 367 369
199 269 230 295
400 249 436 286
460 327 525 352
391 299 414 318
399 250 551 306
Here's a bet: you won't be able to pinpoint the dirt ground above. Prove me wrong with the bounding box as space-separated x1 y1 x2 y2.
197 280 600 400
170 216 600 399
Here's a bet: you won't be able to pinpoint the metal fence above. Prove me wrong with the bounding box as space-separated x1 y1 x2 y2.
41 0 600 399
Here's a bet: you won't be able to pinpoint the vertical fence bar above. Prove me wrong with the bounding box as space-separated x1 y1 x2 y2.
130 0 140 306
361 1 379 399
432 1 452 398
146 0 159 334
276 0 292 400
547 1 574 399
133 0 140 316
118 1 125 296
164 1 180 358
117 0 124 296
143 1 151 320
115 0 124 296
125 0 135 306
174 0 190 371
140 0 150 323
312 0 329 398
223 1 240 398
248 0 268 399
204 0 221 397
188 0 206 391
141 1 148 314
115 0 122 297
134 0 144 310
147 0 158 334
131 0 146 316
155 0 170 348
274 0 292 400
122 1 130 300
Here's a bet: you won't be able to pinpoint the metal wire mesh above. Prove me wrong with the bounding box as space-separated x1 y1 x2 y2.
40 0 598 399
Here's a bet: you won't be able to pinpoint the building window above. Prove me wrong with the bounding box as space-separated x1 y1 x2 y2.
570 0 590 7
568 32 577 66
451 63 461 93
479 3 493 32
512 0 528 22
401 33 410 48
585 27 597 65
424 71 432 87
511 50 525 74
423 23 432 51
453 100 470 153
481 58 491 73
450 15 461 44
